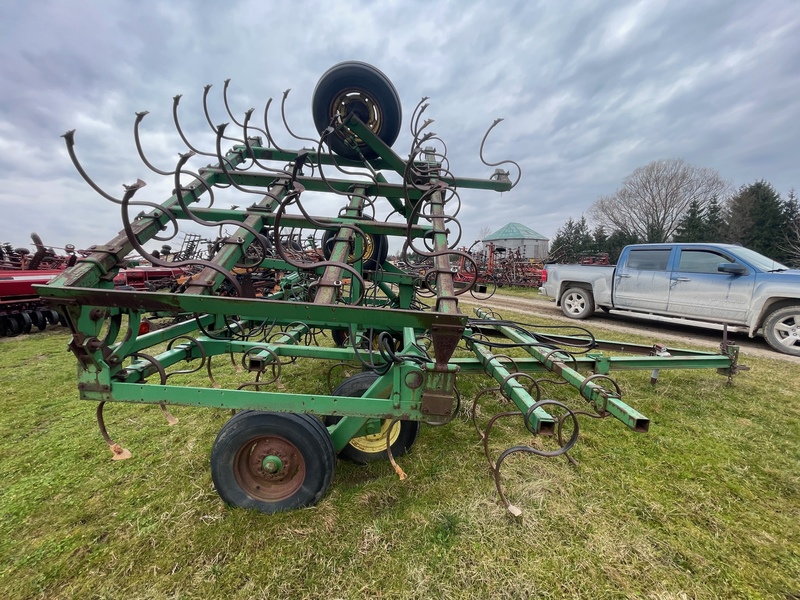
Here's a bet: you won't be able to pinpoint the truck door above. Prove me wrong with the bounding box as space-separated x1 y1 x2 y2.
613 248 672 312
667 248 754 324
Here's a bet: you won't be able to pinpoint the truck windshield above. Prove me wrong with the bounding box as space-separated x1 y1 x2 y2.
731 247 788 272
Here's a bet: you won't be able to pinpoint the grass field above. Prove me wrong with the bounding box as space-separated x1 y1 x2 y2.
1 307 798 599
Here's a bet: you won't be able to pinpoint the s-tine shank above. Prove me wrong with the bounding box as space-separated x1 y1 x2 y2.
421 150 463 368
423 149 458 317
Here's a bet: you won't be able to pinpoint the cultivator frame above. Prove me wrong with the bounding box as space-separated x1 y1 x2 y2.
39 62 742 515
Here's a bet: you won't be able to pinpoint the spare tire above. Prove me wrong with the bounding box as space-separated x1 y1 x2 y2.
312 61 402 160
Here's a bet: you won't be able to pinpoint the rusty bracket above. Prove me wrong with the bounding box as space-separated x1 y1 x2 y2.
430 322 464 368
420 364 459 420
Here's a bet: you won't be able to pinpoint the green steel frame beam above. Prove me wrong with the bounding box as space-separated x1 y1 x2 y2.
475 309 650 432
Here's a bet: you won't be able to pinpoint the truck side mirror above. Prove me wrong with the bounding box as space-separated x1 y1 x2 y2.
718 262 746 275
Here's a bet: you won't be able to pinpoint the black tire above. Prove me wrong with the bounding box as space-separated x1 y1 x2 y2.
312 61 402 160
5 315 21 337
763 305 800 356
326 371 420 464
210 411 336 513
18 312 32 334
30 310 47 330
331 329 349 348
561 287 595 319
321 226 388 271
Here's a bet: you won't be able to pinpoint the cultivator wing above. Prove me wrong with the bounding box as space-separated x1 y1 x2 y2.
39 62 739 516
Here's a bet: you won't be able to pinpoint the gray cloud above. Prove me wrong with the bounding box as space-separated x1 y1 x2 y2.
1 0 797 254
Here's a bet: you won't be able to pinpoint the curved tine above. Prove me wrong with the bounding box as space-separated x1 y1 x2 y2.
384 418 408 480
479 118 522 190
415 117 435 139
206 354 221 388
172 94 216 157
416 137 451 174
164 335 208 380
101 175 180 243
131 352 168 385
202 85 219 135
237 376 276 391
133 111 179 177
498 372 522 402
213 121 278 197
242 109 291 175
203 84 244 145
482 410 522 471
579 373 622 414
222 79 246 128
487 353 522 378
313 129 352 197
475 306 499 319
492 401 580 517
62 130 123 204
263 97 287 152
316 127 382 195
281 89 318 145
409 96 429 137
554 409 584 467
540 347 579 372
414 184 461 224
120 178 243 296
471 386 501 441
240 345 282 382
96 402 132 460
276 179 369 265
521 400 580 457
316 146 374 203
325 362 354 393
180 132 271 262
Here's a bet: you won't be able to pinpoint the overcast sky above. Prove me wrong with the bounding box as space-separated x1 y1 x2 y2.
1 0 798 257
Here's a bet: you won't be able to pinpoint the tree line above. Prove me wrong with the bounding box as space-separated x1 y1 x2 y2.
549 159 799 266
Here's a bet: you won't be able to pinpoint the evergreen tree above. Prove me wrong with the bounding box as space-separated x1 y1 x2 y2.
674 200 707 242
726 181 787 261
604 230 639 263
705 196 727 241
548 216 593 263
592 225 608 253
785 188 799 227
783 188 800 266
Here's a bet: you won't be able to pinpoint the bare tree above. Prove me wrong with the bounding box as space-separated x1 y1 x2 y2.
473 225 493 252
783 188 800 267
589 159 731 242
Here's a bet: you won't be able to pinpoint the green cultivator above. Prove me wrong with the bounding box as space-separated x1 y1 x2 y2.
39 62 743 515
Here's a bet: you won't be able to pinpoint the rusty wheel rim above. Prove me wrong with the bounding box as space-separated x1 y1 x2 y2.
233 435 305 501
330 90 382 142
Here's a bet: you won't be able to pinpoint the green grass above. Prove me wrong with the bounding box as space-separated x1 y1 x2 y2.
1 316 799 599
490 285 543 298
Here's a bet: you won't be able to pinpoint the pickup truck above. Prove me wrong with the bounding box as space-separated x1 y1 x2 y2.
539 243 800 356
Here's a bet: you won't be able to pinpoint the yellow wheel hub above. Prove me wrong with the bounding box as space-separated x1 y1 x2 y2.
348 420 400 454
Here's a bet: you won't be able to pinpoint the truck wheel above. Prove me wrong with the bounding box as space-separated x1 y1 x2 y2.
763 305 800 356
561 287 595 319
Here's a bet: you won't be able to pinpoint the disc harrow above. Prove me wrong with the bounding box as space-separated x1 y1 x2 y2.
38 62 743 516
